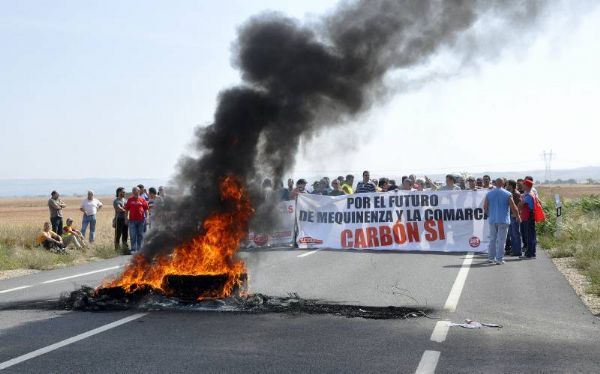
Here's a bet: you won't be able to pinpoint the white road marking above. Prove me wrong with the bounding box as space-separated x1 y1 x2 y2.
0 285 32 294
0 313 147 371
443 252 474 312
430 320 450 343
41 266 122 284
415 350 440 374
297 250 319 258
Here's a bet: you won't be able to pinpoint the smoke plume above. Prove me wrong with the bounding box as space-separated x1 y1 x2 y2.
144 0 546 258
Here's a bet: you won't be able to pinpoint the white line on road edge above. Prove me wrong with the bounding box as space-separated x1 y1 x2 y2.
430 320 450 343
415 350 440 374
0 285 32 294
443 252 474 312
41 265 122 284
297 250 319 258
0 313 147 371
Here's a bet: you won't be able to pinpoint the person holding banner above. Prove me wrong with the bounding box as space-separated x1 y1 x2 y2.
483 178 521 264
355 171 376 193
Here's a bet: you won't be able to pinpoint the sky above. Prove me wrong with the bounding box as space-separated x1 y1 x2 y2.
1 0 599 181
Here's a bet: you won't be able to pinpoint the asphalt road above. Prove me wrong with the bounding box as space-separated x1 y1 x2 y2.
0 248 598 373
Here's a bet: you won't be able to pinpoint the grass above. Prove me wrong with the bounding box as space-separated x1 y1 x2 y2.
0 195 120 272
539 190 600 297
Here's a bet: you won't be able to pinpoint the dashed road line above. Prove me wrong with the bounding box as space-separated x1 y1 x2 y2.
41 266 122 284
430 320 450 343
443 252 474 312
0 265 123 294
297 250 319 258
0 285 32 294
0 313 147 371
415 350 440 374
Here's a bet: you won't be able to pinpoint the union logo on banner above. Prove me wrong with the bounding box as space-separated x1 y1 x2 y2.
250 233 269 246
469 236 481 248
298 236 323 245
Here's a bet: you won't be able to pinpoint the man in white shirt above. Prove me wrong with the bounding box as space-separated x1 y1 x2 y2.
80 190 103 243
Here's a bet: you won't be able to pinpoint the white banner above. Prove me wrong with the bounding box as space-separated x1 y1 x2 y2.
296 191 490 252
244 200 296 248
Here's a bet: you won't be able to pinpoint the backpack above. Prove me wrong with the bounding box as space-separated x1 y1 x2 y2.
533 195 546 222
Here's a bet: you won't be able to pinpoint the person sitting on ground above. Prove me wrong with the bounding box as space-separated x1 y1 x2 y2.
36 222 65 252
440 174 462 191
62 218 85 250
329 179 346 196
341 174 354 194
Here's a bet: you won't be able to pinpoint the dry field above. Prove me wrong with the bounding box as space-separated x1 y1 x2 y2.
0 195 119 272
537 184 600 200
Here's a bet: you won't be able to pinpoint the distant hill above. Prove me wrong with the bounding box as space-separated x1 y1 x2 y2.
0 178 169 198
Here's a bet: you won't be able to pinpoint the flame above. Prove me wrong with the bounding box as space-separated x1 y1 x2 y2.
103 176 252 299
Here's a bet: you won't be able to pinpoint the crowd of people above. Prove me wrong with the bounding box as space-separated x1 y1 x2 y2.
39 185 165 254
38 171 541 260
267 170 541 263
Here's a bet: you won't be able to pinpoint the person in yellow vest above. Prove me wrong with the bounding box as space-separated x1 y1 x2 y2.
341 174 354 194
36 222 66 252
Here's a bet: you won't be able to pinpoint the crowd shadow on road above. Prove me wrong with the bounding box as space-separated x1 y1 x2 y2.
240 246 472 257
443 257 524 269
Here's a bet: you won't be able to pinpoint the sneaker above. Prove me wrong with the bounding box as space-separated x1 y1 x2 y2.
495 260 505 265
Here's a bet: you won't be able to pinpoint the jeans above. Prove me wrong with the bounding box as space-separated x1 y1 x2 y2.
488 223 510 262
50 216 63 236
509 217 522 255
114 216 129 250
129 220 145 253
523 216 537 257
81 214 97 242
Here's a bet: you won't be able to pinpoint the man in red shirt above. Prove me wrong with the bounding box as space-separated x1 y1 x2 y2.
125 186 149 254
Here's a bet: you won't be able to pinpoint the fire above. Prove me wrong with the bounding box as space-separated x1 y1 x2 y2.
102 176 253 299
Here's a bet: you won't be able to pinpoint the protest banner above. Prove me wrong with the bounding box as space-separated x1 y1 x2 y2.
296 191 490 252
244 200 296 248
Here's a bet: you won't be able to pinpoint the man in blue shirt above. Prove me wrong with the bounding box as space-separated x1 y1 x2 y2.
483 178 521 264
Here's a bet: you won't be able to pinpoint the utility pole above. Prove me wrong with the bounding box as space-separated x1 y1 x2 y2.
542 150 553 183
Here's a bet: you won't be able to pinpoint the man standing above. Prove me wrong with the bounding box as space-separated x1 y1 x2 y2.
147 187 163 229
520 179 537 258
290 179 307 200
113 187 129 251
355 171 376 193
482 175 494 190
506 180 522 256
125 186 149 253
48 191 66 236
440 174 461 191
483 178 521 264
329 179 346 196
80 190 103 243
341 174 354 194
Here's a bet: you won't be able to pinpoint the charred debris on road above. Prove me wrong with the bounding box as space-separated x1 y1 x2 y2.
61 284 430 320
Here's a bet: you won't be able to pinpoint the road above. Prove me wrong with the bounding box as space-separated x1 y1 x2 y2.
0 248 598 373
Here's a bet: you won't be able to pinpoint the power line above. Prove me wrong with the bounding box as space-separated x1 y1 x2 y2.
542 150 554 182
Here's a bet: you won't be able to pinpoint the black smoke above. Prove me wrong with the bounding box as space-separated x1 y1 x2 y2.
144 0 546 258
